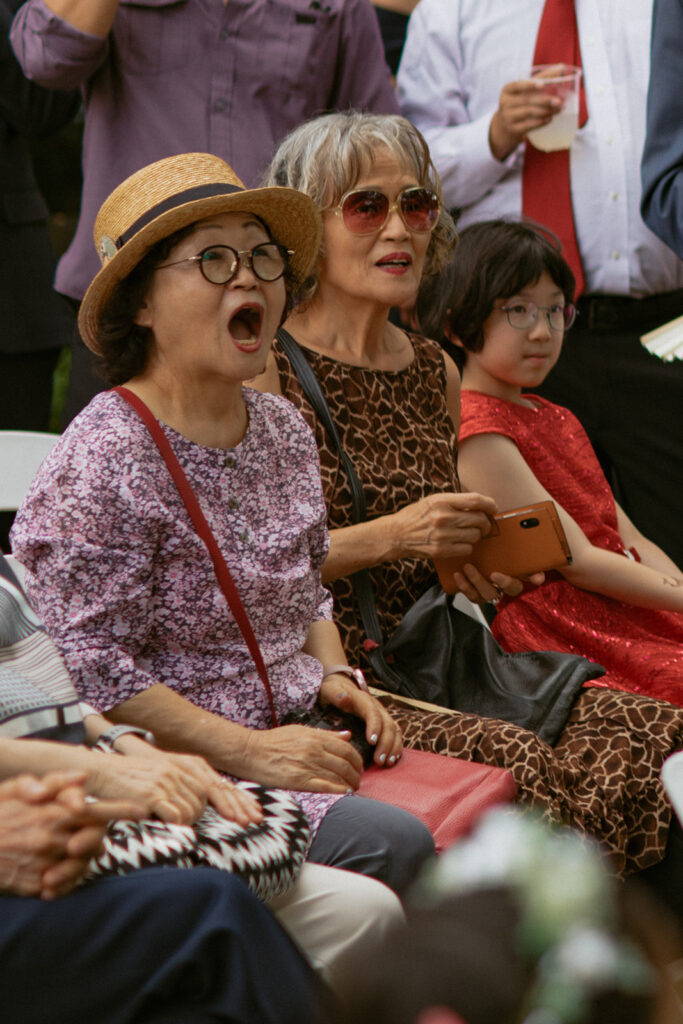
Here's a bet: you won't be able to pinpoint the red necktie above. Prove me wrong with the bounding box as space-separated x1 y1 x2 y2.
521 0 588 296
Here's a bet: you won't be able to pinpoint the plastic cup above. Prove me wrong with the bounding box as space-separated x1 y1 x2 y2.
526 64 582 152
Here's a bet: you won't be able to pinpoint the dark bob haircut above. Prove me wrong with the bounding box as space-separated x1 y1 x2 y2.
417 219 576 370
95 220 298 386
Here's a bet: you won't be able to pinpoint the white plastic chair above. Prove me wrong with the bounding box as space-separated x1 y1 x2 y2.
0 430 60 512
662 751 683 828
0 430 60 585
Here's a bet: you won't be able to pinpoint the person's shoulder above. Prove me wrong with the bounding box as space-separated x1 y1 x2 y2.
408 331 444 355
243 385 291 416
47 391 164 501
61 390 156 458
406 331 448 370
459 389 519 437
538 396 590 435
244 386 312 439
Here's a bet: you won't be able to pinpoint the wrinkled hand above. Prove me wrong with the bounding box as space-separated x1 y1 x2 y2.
389 492 496 561
452 565 546 606
243 724 364 794
489 70 562 160
319 677 403 768
92 748 262 828
0 772 143 901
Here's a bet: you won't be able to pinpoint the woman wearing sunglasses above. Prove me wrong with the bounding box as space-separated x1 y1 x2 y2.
251 112 683 881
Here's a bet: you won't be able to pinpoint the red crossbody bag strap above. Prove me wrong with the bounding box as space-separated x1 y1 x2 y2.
113 386 279 727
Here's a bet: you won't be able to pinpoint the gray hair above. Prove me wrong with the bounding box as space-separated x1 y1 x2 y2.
263 111 457 302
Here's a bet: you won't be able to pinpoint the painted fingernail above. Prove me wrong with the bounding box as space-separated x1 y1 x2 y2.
345 788 353 795
370 733 378 744
389 755 396 765
379 753 386 764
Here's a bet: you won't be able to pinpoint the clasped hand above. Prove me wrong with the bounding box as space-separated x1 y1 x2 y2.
0 771 143 901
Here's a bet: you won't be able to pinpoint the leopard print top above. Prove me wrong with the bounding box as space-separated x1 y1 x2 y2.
272 332 458 678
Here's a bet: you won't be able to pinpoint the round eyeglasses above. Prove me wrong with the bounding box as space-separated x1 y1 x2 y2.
498 300 577 332
156 243 293 285
331 187 441 235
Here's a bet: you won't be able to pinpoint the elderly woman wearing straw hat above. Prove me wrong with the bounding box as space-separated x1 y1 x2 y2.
11 153 433 913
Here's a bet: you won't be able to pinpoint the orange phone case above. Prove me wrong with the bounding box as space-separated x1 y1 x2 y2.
434 500 572 593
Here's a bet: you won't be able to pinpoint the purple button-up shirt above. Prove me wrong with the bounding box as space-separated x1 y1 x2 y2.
11 0 399 300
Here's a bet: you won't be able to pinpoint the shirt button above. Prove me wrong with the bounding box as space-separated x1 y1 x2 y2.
610 192 619 201
612 251 621 260
606 136 613 145
219 27 229 40
224 455 235 468
214 99 226 113
228 497 239 509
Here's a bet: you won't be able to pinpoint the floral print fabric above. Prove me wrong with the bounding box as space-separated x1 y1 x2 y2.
12 388 341 831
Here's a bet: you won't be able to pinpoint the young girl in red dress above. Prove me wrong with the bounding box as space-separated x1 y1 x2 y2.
437 219 683 704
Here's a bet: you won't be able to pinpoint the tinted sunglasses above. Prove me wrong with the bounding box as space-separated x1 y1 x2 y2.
332 187 441 235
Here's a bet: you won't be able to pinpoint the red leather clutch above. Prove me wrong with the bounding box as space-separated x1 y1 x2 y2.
357 749 517 852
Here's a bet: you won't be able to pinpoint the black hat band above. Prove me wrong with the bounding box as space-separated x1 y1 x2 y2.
115 183 244 249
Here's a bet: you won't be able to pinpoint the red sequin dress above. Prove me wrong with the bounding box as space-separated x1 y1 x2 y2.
460 391 683 705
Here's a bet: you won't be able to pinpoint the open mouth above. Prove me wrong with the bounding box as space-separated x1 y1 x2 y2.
228 305 264 348
376 254 412 269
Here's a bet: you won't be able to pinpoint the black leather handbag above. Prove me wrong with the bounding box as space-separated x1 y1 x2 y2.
277 329 605 746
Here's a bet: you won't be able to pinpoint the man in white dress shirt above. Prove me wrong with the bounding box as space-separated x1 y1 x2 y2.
398 0 683 567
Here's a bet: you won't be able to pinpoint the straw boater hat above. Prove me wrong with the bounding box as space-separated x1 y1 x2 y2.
78 152 323 353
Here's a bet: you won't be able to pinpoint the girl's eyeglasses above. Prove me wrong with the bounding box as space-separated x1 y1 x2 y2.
331 187 441 235
156 243 292 285
499 300 577 332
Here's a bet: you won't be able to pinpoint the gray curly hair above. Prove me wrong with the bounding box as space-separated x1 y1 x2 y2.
263 111 457 303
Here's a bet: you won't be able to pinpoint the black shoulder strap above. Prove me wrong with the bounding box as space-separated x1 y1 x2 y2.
276 328 385 648
277 328 368 522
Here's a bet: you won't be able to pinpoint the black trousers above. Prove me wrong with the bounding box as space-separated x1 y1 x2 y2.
0 866 323 1024
535 289 683 568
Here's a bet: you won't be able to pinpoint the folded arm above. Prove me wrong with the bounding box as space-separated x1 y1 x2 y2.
10 0 115 88
397 5 518 208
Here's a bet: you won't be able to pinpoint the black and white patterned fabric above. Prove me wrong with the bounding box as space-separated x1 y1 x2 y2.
0 555 312 901
89 784 312 902
0 564 85 743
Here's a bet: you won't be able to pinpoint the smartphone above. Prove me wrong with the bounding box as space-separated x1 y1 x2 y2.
433 500 572 593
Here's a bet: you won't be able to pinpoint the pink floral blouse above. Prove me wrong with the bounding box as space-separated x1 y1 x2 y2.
12 388 341 830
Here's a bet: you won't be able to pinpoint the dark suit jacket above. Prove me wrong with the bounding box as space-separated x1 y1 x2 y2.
0 0 79 353
641 0 683 259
